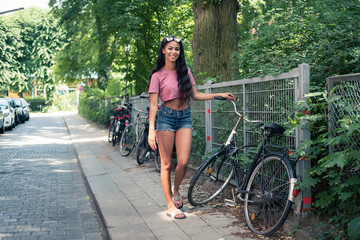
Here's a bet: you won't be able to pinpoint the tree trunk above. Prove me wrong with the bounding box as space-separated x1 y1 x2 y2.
95 9 109 91
192 0 239 83
97 37 109 90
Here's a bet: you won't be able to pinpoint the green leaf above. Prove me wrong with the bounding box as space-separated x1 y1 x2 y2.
297 176 320 189
338 191 353 201
320 152 347 169
348 217 360 240
315 191 334 209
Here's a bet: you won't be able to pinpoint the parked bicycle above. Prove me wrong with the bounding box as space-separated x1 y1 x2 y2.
135 113 160 166
119 99 161 168
108 103 131 146
119 107 148 157
187 97 298 236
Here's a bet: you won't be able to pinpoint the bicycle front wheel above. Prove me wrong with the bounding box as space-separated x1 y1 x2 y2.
136 129 149 165
188 149 233 206
244 154 294 236
120 124 136 156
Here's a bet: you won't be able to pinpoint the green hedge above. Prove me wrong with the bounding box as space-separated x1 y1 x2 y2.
78 87 110 126
24 97 48 112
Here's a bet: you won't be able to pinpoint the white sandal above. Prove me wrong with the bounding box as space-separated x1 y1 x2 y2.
167 209 186 219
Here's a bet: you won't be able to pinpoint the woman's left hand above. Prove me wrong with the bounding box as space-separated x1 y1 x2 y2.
219 93 236 101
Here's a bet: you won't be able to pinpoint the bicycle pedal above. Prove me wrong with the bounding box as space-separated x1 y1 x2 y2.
209 175 217 181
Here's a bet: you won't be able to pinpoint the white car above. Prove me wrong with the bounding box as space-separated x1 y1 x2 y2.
0 100 15 130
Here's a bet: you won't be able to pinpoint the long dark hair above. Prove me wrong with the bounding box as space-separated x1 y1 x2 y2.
149 36 193 99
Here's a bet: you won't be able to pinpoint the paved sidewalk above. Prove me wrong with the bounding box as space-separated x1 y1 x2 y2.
64 113 253 240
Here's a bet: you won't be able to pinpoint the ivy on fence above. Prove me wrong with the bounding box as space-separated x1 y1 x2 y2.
288 91 360 239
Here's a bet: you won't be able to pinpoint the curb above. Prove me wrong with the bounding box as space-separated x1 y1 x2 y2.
63 116 111 240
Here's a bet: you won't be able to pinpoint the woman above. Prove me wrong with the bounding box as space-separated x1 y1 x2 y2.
148 36 235 219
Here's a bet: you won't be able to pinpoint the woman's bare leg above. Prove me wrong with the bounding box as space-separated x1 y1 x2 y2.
173 128 192 197
156 130 178 212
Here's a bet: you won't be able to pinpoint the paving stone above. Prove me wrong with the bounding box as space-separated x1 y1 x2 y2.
0 113 104 240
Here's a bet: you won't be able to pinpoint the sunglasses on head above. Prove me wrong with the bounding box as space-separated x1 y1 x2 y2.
165 36 181 43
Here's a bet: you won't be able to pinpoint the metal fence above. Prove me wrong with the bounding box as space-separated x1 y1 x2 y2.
327 73 360 151
194 65 309 154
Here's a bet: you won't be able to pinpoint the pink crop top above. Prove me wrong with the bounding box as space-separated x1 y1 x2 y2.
148 67 196 102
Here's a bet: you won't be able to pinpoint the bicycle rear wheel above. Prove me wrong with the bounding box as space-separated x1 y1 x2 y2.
108 120 114 143
111 120 119 146
244 154 294 236
188 149 233 206
136 129 149 165
120 124 136 156
154 149 161 172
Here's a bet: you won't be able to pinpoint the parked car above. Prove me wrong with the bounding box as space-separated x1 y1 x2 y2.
0 108 4 134
0 99 15 130
2 98 19 126
20 98 30 121
13 98 26 123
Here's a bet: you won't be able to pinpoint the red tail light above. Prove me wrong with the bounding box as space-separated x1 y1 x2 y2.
293 189 300 197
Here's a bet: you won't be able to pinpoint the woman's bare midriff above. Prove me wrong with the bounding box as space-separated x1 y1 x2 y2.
163 98 189 110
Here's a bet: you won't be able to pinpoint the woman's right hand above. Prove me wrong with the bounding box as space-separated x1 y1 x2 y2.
148 128 157 151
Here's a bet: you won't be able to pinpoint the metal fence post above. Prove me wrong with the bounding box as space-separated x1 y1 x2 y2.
242 83 247 146
294 63 312 213
205 80 213 153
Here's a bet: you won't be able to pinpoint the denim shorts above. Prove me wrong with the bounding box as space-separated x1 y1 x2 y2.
156 105 192 131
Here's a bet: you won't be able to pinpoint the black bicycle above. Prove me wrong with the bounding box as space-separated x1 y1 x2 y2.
119 98 161 167
119 95 150 157
187 97 298 236
135 107 161 166
108 106 121 144
108 104 131 146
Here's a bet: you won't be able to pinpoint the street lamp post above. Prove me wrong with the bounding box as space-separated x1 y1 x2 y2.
124 45 131 101
0 8 24 15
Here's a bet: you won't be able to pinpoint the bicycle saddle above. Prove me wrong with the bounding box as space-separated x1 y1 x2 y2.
264 123 285 135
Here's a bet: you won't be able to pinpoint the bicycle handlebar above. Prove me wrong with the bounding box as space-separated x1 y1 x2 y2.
139 93 149 99
213 96 263 125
